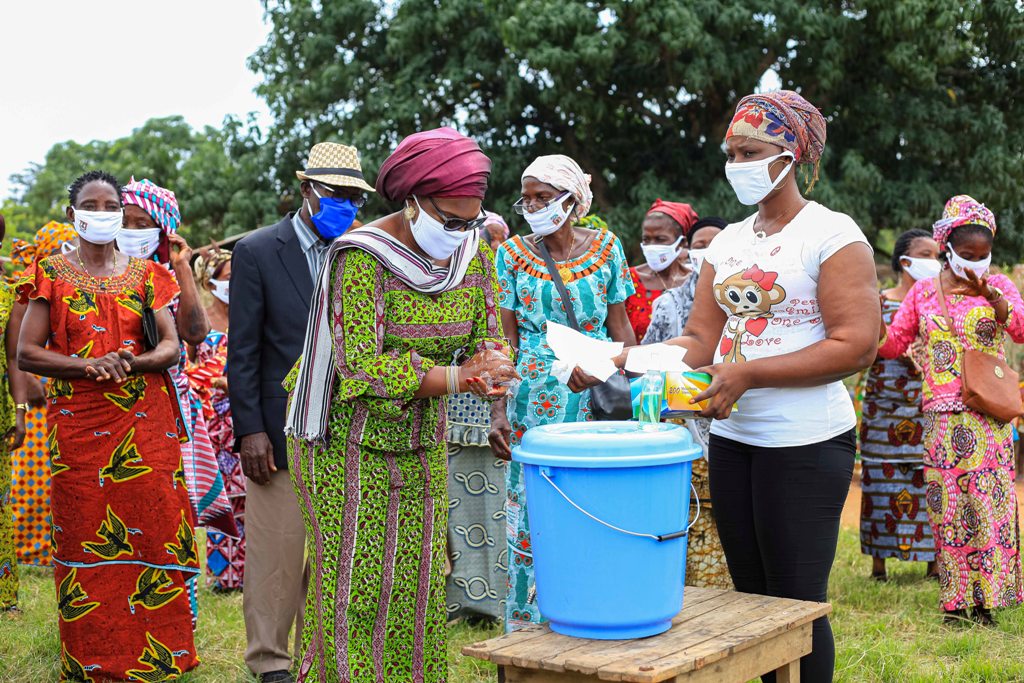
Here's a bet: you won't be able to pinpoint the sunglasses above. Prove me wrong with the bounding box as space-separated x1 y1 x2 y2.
428 197 487 233
311 181 368 208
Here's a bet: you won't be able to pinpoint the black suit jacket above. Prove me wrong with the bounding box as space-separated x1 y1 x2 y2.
228 213 313 470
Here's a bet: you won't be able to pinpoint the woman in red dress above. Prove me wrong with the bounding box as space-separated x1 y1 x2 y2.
624 200 698 341
17 171 199 681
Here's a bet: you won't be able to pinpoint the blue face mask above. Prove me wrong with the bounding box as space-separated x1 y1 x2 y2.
305 186 358 240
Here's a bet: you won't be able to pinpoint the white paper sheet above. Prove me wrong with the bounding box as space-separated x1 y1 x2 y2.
545 321 623 384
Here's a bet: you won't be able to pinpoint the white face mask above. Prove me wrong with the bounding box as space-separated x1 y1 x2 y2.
115 228 162 259
641 236 683 273
523 193 574 236
946 243 991 280
72 209 124 245
210 278 230 305
724 151 795 206
61 241 76 254
900 256 942 282
689 248 709 274
409 197 473 260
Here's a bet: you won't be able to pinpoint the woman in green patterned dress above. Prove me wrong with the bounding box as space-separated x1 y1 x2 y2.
286 128 516 682
488 155 636 632
0 212 29 611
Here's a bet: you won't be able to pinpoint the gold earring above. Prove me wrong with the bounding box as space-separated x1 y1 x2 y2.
404 203 416 220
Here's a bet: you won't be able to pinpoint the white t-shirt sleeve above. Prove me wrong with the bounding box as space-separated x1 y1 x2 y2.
803 207 872 279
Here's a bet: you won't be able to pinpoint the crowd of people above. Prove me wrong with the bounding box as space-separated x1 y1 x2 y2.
0 87 1020 683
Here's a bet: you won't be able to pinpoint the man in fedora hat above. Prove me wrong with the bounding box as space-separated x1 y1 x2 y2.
228 142 374 683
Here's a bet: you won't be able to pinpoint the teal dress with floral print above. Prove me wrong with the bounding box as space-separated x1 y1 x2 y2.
494 222 634 631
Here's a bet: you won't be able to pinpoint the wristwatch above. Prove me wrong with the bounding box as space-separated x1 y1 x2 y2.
985 286 1004 304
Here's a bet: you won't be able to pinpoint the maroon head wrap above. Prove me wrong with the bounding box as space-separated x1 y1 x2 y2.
646 199 699 236
375 127 491 202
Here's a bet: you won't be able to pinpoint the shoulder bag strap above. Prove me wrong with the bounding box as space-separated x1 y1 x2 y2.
934 275 956 335
535 237 581 331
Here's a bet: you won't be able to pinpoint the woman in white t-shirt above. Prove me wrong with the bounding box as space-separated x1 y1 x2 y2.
575 91 879 683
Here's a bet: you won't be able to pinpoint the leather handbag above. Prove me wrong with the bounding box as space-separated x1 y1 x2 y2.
535 237 633 421
934 276 1023 424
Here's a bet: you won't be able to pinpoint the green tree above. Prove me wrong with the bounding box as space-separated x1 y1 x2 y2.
7 116 280 246
249 0 1024 261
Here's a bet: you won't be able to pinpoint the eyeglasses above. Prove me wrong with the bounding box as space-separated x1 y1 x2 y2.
311 181 368 208
512 191 571 215
427 197 487 233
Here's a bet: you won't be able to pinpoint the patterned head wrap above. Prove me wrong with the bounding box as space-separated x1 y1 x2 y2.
193 247 232 290
932 194 996 249
646 199 698 236
376 127 492 202
522 154 594 219
121 177 181 234
727 90 827 191
7 221 77 282
481 210 510 241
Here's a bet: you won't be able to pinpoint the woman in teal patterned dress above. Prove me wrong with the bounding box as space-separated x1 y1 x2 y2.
285 128 516 682
489 155 636 632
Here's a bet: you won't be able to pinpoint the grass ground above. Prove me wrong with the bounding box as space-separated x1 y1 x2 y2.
3 483 1023 682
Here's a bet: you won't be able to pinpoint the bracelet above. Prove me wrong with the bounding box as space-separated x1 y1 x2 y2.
15 403 28 412
446 366 461 395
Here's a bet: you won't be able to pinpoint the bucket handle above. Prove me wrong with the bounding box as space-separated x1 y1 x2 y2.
539 468 700 543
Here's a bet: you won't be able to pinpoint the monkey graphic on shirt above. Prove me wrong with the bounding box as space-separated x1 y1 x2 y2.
713 265 786 363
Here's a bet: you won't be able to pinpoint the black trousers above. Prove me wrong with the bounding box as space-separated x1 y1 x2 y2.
708 429 855 683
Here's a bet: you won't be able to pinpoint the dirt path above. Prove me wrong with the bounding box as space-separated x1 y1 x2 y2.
840 468 1024 530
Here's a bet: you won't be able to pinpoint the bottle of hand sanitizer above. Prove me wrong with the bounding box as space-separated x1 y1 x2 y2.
638 369 664 427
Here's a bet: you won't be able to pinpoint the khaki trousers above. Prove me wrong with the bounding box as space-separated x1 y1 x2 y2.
243 468 309 675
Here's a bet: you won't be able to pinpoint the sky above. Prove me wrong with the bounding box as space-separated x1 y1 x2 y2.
0 0 272 199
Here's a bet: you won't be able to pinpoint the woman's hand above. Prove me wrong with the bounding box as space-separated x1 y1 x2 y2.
567 366 602 393
692 362 752 420
488 410 513 461
84 352 133 383
460 349 519 398
212 376 228 391
9 409 26 450
168 233 193 272
949 269 996 300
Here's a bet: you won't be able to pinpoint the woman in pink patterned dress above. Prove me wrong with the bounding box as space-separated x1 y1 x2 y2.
188 248 245 591
880 195 1024 625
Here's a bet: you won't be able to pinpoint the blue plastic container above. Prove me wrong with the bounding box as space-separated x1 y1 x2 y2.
513 421 702 639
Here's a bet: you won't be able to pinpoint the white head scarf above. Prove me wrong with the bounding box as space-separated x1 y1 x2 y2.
522 154 593 220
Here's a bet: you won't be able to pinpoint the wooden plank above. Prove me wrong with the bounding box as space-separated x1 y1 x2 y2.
542 592 749 675
775 659 800 683
678 623 810 683
571 593 779 681
605 598 826 682
477 587 727 671
462 625 553 661
504 666 599 682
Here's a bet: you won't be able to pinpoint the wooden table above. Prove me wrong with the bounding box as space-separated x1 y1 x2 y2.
462 587 830 683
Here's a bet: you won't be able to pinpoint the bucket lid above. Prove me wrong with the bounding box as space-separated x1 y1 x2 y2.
513 420 702 469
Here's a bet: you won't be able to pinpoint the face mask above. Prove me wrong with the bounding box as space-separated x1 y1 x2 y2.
304 187 358 240
946 243 991 280
689 248 709 274
72 209 124 245
409 197 472 260
523 194 574 236
724 151 795 206
210 278 230 305
115 228 162 259
900 256 942 282
641 237 683 273
61 241 76 254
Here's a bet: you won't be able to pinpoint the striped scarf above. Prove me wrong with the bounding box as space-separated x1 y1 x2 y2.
285 226 480 442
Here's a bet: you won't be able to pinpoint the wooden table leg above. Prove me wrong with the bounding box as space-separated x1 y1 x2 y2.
774 659 800 683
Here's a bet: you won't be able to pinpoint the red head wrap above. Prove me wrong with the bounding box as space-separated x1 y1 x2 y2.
375 127 491 202
646 199 698 236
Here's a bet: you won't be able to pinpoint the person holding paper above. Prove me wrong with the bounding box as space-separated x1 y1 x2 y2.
489 154 636 632
574 91 879 683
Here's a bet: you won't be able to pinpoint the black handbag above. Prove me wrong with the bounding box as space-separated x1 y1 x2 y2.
142 306 159 350
535 237 633 421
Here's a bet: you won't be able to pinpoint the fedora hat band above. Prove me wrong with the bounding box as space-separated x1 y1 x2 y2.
303 167 365 180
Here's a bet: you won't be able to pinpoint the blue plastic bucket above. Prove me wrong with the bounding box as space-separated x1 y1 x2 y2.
513 421 702 639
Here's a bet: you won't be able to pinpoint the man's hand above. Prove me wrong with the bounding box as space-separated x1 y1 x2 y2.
240 432 276 485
